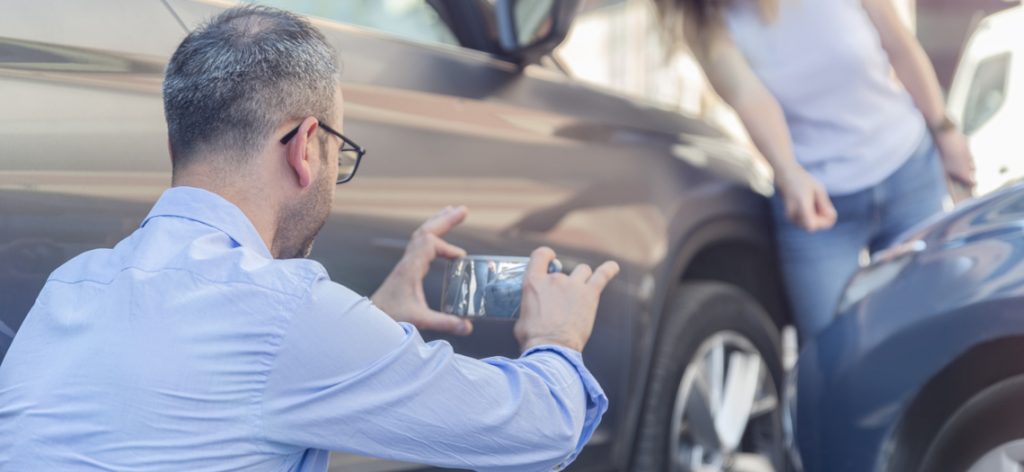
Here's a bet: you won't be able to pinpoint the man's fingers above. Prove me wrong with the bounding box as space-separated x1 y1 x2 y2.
419 310 473 336
432 236 467 260
569 264 593 283
586 261 620 292
420 205 468 237
527 246 558 280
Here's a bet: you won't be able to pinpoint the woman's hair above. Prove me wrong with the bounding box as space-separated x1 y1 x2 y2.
652 0 777 54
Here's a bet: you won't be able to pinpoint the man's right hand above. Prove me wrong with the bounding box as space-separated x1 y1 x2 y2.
776 164 838 232
514 247 620 353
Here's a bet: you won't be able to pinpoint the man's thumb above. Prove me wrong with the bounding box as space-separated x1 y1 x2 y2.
421 310 473 336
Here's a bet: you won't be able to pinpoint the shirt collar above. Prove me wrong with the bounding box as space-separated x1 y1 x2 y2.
141 186 273 259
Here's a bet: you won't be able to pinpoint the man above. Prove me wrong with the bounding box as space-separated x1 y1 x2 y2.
0 6 619 471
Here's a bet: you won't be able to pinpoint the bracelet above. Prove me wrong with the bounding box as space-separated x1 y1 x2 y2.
928 115 957 136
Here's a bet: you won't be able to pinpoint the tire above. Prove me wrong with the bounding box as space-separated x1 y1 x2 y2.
919 375 1024 472
631 281 786 472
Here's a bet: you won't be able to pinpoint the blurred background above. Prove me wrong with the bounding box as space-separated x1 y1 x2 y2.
556 0 1018 143
555 0 1022 193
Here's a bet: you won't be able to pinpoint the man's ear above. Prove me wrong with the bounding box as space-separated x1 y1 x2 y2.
284 117 320 189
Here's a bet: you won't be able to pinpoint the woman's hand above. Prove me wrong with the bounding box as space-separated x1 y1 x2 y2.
775 164 838 232
934 130 977 189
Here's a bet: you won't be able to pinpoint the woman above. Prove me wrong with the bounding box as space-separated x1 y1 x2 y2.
654 0 976 339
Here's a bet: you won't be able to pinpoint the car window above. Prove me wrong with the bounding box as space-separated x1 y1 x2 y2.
962 52 1011 135
514 0 555 46
247 0 458 47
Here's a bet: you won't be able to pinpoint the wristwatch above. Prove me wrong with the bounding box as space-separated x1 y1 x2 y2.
928 115 957 136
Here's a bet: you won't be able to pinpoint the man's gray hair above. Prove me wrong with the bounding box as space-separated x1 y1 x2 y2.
163 5 340 169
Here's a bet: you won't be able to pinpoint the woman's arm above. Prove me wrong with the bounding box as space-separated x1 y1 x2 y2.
861 0 975 188
687 23 836 231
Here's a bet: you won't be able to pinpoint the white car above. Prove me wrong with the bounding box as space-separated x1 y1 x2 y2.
947 3 1024 196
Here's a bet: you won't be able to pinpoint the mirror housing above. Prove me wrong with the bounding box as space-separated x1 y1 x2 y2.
494 0 581 65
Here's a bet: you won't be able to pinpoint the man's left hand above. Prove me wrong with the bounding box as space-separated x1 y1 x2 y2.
371 206 473 335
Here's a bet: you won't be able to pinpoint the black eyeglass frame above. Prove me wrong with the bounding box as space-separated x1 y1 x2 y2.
280 121 366 184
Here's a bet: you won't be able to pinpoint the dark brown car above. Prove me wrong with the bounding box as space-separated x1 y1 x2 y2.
0 1 792 470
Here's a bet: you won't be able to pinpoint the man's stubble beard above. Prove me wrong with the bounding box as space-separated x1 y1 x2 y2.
273 154 334 259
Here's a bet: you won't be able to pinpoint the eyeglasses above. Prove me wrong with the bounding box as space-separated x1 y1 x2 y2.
280 121 366 184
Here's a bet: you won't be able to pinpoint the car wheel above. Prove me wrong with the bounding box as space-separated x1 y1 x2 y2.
631 281 786 472
919 375 1024 472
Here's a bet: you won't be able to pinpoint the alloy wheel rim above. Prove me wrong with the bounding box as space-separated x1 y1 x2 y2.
669 331 780 472
968 439 1024 472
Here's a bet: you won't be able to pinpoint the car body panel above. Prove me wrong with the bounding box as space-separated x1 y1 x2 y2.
794 183 1024 471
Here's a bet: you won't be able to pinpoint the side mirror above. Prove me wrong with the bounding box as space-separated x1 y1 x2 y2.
495 0 581 65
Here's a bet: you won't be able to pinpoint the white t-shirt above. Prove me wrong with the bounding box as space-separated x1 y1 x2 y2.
724 0 927 195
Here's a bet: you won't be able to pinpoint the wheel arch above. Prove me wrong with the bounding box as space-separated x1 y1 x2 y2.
665 213 792 330
618 213 792 469
679 235 791 329
885 335 1024 472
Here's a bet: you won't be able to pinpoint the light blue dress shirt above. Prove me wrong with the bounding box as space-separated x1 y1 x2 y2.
0 186 608 471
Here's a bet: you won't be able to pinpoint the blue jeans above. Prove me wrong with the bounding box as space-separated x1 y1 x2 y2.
771 136 948 340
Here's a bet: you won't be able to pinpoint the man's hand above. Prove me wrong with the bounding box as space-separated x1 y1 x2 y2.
371 206 473 335
775 164 838 233
514 247 620 353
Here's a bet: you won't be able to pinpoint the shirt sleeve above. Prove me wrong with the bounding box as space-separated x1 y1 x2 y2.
260 279 608 472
